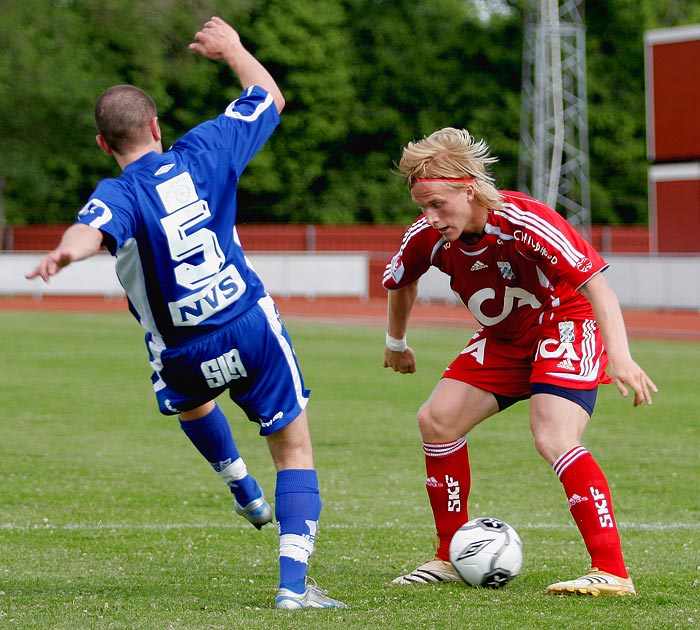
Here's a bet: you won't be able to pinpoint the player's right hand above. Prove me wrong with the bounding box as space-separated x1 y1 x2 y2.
25 250 73 283
383 346 417 374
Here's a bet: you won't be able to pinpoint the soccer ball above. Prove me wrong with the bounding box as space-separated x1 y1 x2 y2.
449 517 523 588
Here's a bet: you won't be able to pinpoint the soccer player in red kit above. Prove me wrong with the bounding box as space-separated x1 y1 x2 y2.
383 127 657 595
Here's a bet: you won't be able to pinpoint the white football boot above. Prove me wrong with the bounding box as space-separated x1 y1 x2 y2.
275 578 347 610
234 496 272 530
392 558 461 585
547 568 636 596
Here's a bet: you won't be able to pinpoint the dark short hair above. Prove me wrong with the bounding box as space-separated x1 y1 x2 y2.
94 85 157 154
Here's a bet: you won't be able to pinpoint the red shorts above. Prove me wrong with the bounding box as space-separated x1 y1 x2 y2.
443 316 612 398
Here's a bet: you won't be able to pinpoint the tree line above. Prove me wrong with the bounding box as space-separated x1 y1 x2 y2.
0 0 698 227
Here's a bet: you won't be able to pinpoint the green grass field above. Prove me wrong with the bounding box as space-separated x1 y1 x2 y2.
1 310 698 629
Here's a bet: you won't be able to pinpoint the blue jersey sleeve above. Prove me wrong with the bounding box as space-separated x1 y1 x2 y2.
76 182 135 254
173 85 280 181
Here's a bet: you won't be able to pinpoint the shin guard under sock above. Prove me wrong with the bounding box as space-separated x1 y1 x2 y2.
179 405 260 506
423 438 471 561
275 469 322 593
553 446 628 577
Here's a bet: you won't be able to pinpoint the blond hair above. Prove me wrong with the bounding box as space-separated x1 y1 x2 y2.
398 127 504 210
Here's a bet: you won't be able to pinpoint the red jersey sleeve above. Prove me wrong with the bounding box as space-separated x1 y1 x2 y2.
382 216 436 290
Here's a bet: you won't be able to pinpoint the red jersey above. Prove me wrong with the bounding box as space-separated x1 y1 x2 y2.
383 191 607 340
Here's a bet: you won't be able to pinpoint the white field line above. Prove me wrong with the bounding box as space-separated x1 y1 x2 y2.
1 521 699 532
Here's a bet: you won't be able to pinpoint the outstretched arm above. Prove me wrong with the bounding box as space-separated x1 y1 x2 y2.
579 272 658 406
25 223 103 283
189 16 285 113
383 280 419 374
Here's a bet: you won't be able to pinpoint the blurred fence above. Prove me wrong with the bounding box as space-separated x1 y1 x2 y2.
2 223 650 255
8 223 697 310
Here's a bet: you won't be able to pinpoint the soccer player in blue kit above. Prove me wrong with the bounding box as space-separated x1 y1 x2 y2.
26 16 345 611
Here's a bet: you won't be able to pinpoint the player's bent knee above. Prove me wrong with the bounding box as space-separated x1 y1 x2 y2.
416 403 435 433
531 434 576 465
532 436 554 463
416 403 458 442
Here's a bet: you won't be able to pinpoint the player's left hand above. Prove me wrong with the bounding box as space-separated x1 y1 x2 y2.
610 360 658 406
189 16 241 61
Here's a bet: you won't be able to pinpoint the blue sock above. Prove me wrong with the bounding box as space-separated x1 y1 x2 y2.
275 469 322 594
179 404 260 506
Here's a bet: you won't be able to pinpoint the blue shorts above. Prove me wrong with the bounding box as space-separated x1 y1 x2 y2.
147 294 309 436
493 384 598 416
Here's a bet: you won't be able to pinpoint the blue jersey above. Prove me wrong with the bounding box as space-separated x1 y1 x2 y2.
77 86 279 346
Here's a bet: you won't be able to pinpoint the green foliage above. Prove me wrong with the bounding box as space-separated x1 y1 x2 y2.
1 310 699 628
237 0 359 222
585 0 651 224
0 0 189 223
0 0 699 226
0 2 99 222
304 0 525 224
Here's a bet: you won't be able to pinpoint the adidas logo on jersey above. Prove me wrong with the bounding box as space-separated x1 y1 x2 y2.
470 260 488 271
557 358 575 371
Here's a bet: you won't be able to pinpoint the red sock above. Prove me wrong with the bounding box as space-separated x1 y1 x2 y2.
553 446 628 577
423 438 470 561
